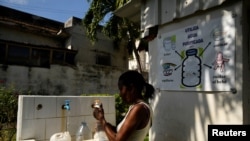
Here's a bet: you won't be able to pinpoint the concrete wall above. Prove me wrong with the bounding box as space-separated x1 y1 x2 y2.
0 64 123 95
144 0 250 141
17 95 115 141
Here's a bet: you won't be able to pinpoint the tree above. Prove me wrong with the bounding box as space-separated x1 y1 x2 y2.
82 0 143 72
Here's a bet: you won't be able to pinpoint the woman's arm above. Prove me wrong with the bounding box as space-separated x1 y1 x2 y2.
93 104 149 141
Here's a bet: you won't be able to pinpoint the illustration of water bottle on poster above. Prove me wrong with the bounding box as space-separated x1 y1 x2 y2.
158 15 235 91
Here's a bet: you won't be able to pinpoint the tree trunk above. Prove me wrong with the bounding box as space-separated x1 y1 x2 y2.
131 38 142 73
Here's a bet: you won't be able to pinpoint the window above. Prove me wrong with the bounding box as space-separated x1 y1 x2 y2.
0 43 5 63
52 51 76 65
65 52 75 65
0 41 76 68
96 53 111 66
52 51 65 64
31 48 50 67
7 45 29 65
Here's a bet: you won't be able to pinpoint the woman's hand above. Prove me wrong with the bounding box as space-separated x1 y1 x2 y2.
93 106 105 121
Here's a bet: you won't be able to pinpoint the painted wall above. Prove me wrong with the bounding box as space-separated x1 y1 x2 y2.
17 95 115 141
143 1 250 141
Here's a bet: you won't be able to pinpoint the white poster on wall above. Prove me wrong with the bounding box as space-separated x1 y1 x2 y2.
158 15 235 91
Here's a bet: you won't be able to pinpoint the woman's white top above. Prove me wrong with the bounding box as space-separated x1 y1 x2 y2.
117 101 153 141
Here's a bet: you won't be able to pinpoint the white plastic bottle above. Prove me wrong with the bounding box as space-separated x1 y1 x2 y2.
76 122 92 141
93 121 108 141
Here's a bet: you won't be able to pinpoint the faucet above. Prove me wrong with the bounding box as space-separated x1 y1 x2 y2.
62 100 70 110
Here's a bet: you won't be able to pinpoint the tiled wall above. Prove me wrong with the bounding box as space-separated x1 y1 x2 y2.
17 95 116 141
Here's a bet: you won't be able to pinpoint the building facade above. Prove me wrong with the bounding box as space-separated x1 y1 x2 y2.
0 5 128 95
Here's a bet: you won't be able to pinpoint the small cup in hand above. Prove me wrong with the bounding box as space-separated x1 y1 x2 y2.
91 99 102 108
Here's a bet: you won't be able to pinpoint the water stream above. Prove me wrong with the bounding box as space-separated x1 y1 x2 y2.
66 110 70 131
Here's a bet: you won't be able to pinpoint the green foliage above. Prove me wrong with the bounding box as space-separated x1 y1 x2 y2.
0 86 20 141
83 0 117 43
114 93 129 125
83 0 140 43
0 86 31 141
144 135 149 141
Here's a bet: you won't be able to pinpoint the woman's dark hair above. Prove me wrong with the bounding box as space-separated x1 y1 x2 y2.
118 70 155 99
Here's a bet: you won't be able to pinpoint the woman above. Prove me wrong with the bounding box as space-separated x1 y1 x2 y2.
93 70 155 141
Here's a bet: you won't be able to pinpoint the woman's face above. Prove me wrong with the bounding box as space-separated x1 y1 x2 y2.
119 85 134 104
